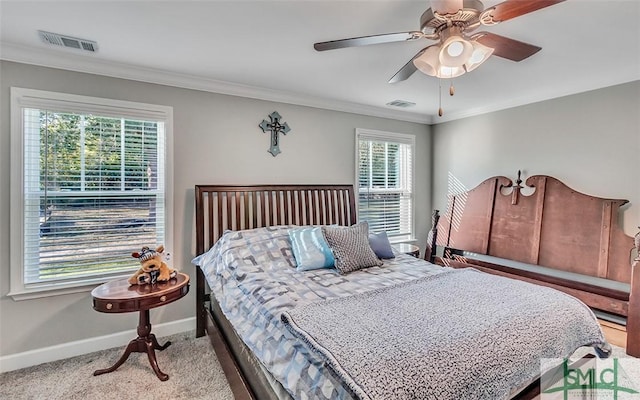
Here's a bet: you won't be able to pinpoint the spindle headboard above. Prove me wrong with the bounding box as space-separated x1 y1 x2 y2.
195 184 356 255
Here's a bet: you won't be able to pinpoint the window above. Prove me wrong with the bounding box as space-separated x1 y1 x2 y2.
356 128 414 242
10 88 173 299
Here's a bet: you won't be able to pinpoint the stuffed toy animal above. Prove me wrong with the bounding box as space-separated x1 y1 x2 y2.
128 245 177 285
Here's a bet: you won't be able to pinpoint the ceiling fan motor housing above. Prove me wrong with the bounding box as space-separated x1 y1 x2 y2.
420 0 484 34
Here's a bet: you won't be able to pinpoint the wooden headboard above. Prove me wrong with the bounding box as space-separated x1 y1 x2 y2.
436 172 635 283
195 184 357 254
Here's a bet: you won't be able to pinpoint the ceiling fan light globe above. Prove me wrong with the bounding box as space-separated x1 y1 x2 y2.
413 45 441 77
439 37 473 67
437 65 465 79
446 41 464 57
465 41 494 72
414 60 437 76
468 49 484 64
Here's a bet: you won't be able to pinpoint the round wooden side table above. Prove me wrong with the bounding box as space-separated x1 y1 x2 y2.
91 272 189 381
393 243 420 258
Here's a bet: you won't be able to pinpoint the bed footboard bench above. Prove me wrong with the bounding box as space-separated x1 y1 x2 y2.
426 173 640 357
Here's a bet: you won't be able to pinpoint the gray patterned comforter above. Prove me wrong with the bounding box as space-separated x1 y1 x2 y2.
193 226 606 400
193 226 447 399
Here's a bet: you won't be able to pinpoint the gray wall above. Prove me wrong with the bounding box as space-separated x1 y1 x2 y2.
0 60 432 357
432 81 640 238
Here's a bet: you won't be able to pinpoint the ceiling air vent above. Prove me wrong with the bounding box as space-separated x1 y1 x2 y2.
386 100 416 108
38 30 98 52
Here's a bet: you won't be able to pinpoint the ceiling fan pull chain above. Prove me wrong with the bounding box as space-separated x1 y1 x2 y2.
438 79 444 117
450 81 455 96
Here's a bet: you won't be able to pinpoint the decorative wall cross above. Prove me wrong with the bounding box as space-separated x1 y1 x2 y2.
259 111 291 157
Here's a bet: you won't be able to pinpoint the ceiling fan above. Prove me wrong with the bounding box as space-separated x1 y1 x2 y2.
314 0 565 84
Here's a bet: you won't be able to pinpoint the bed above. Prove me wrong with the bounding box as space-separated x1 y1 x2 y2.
193 184 610 400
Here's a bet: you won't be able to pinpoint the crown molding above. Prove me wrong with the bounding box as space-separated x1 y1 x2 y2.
434 75 640 124
3 42 637 126
0 42 432 124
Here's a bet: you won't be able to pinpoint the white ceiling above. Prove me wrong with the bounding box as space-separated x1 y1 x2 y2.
1 0 639 124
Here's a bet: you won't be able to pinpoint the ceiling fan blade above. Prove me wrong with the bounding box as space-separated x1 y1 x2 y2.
483 0 565 24
388 49 425 83
474 32 541 62
314 31 422 51
430 0 463 14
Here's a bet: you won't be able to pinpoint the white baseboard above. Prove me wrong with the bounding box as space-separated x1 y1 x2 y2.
0 317 195 373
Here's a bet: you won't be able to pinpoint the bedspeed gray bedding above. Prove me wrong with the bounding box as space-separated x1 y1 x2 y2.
193 225 606 400
281 268 605 400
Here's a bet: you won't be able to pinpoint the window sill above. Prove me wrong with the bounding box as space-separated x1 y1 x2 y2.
8 273 132 301
389 238 417 245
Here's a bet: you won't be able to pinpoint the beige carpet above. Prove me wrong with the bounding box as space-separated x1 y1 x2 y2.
1 333 638 400
0 331 233 400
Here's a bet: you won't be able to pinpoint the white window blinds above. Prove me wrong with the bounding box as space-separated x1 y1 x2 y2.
356 129 415 242
10 88 172 297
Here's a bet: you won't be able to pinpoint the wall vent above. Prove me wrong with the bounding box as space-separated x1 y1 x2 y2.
386 100 416 108
38 30 98 52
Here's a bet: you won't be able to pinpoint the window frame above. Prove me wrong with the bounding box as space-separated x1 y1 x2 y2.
355 128 415 243
9 88 174 300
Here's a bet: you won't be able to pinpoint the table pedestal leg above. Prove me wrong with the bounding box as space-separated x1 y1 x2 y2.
93 309 171 381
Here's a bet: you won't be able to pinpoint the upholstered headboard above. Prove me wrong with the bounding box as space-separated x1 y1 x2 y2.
436 172 635 283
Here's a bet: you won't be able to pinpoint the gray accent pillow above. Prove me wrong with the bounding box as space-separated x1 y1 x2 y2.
322 222 383 274
368 231 395 259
